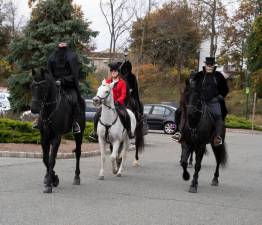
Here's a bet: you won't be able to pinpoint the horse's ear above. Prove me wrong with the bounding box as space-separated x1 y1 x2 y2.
102 79 107 85
109 81 115 89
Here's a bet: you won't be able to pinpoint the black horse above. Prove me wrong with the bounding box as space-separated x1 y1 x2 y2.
31 68 85 193
180 88 228 193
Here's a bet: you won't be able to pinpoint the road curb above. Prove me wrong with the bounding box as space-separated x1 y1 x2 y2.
226 128 262 135
0 145 136 159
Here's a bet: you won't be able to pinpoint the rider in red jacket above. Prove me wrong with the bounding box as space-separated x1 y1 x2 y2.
106 77 126 105
89 62 132 142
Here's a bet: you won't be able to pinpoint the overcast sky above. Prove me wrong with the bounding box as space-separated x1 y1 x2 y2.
11 0 239 52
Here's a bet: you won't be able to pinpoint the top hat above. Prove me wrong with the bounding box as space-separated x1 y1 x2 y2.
204 57 216 65
108 61 122 72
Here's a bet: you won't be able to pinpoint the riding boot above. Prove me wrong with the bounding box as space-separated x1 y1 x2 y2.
126 115 133 139
88 107 101 142
213 119 224 146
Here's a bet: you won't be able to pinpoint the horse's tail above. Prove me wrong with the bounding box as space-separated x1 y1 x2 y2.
135 119 144 153
215 143 228 168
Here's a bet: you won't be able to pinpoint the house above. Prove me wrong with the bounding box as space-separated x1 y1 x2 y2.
198 39 238 78
86 52 125 72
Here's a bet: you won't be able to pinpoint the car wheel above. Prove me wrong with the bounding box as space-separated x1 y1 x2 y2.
164 122 176 134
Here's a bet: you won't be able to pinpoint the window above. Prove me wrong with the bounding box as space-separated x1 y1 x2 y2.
164 108 171 116
152 106 165 115
144 105 152 114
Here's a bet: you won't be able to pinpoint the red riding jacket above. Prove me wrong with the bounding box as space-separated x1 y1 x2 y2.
106 78 127 106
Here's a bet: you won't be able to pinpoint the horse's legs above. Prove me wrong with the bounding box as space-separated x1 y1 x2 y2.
133 146 139 167
98 137 106 180
189 146 205 193
181 143 191 181
188 151 193 168
73 133 83 185
41 137 50 184
44 136 61 193
111 141 120 175
117 139 129 177
211 146 221 186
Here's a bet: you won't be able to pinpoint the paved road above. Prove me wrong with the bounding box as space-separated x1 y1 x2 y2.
0 132 262 225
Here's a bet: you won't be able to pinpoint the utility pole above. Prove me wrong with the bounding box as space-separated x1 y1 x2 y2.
245 69 250 119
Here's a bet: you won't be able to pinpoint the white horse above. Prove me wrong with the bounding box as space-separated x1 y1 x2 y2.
93 80 137 179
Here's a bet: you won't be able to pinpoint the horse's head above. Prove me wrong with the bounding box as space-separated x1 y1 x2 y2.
93 79 114 107
186 89 203 128
31 68 51 113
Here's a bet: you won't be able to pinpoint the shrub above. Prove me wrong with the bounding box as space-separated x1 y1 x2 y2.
225 114 262 131
0 118 94 143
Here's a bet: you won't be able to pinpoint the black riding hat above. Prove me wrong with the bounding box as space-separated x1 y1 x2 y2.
108 61 122 72
204 57 216 65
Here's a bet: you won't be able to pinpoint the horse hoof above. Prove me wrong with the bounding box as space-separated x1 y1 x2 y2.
73 177 80 185
189 186 197 193
116 173 122 177
133 160 139 167
52 175 59 187
211 179 219 186
98 176 104 180
183 171 190 181
112 169 118 174
43 186 52 193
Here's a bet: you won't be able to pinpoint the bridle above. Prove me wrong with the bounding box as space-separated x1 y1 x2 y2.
31 80 57 107
31 79 58 127
95 84 115 110
185 93 205 134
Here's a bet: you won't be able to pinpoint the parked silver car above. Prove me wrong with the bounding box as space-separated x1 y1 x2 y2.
85 99 98 122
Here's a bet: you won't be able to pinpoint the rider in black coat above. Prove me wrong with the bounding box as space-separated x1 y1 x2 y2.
172 57 229 146
47 42 82 134
120 60 143 115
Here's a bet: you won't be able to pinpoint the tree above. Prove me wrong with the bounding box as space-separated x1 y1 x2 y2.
130 1 201 91
0 0 12 84
247 16 262 98
7 0 98 112
189 0 228 57
100 0 135 54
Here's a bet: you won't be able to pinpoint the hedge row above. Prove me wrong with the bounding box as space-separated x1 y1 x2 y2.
0 118 94 144
225 114 262 131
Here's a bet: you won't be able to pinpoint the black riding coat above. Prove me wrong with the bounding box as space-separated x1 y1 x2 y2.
48 47 80 91
190 67 229 119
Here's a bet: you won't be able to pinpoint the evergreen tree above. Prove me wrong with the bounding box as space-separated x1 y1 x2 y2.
8 0 98 112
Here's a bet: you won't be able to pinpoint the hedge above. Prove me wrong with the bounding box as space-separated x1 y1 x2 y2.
225 114 262 131
0 118 94 144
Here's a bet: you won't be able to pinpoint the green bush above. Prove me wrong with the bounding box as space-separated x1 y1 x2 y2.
225 114 262 131
0 118 94 144
0 118 40 143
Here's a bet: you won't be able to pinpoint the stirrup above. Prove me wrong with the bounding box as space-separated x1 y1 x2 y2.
213 136 222 146
72 122 81 134
88 132 98 142
172 132 181 142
